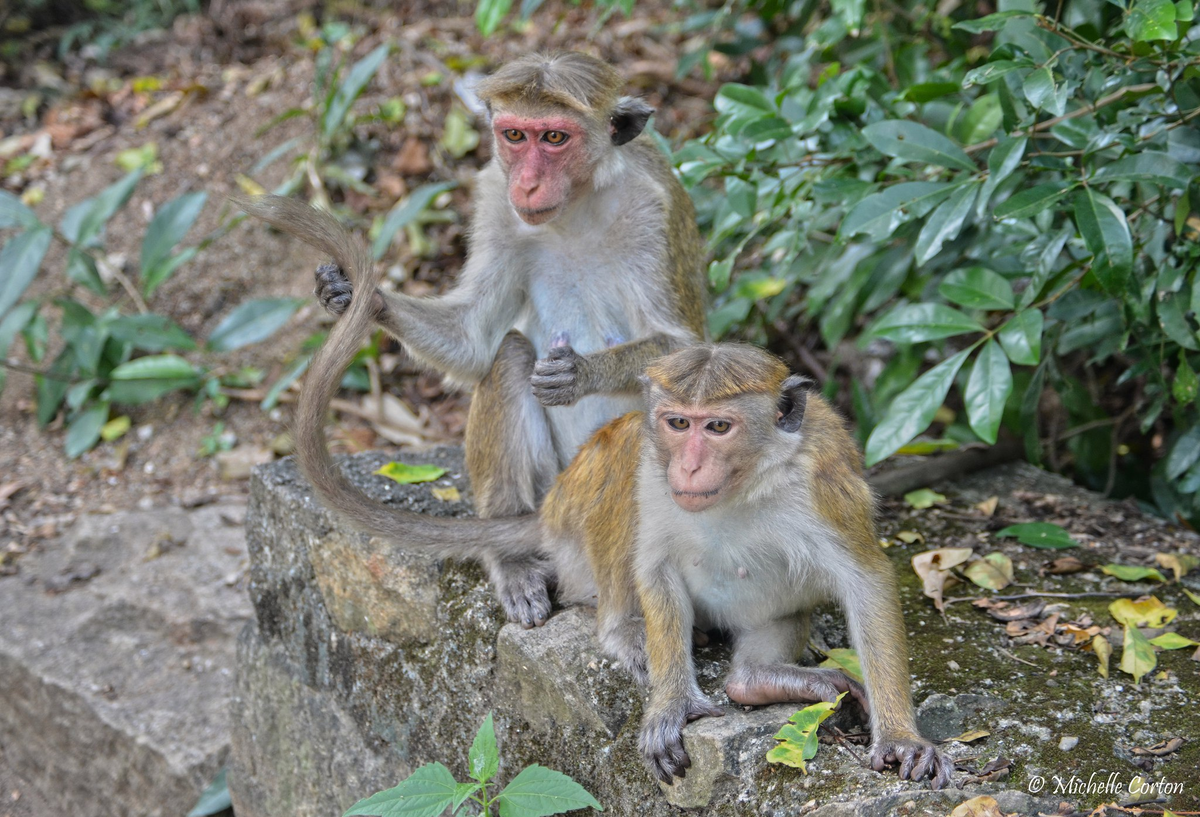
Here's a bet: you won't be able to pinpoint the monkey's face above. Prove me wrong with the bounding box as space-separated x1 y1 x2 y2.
492 113 592 225
654 402 753 513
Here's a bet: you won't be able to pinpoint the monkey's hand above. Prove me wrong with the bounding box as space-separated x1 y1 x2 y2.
315 263 387 320
531 346 588 406
870 734 953 790
639 695 725 783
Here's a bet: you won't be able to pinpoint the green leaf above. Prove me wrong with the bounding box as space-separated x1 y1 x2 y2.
977 137 1026 217
66 248 106 296
861 120 975 171
1119 624 1156 683
374 462 447 484
959 95 1002 145
964 340 1012 444
868 303 983 343
765 694 845 773
840 182 954 242
817 649 862 683
476 0 514 35
915 183 978 266
1149 632 1199 649
1158 289 1199 351
1126 0 1178 40
714 84 775 120
865 349 971 466
0 227 52 320
995 522 1079 549
142 246 199 298
452 783 482 814
939 266 1015 310
1073 189 1132 295
323 44 391 140
1101 564 1167 582
994 182 1074 219
0 190 41 229
998 310 1043 365
373 182 457 260
106 354 201 404
953 10 1036 32
108 313 197 352
100 415 131 442
964 552 1014 590
900 82 960 102
187 768 232 817
963 60 1034 87
65 401 110 459
140 191 207 294
1092 152 1191 188
1166 425 1200 479
904 488 946 509
206 298 303 352
496 765 603 817
0 301 37 394
1185 587 1200 606
1023 67 1056 112
468 713 500 783
440 107 480 159
1174 352 1198 405
60 169 142 248
343 762 458 817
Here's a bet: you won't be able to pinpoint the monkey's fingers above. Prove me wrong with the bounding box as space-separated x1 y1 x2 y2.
543 344 577 360
315 263 353 316
930 751 953 790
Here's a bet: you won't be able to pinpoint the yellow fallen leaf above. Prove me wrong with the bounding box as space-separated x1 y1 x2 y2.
431 486 461 502
235 174 266 197
1109 596 1177 628
1119 625 1156 683
1184 587 1200 607
1092 634 1111 679
766 693 845 773
975 496 999 516
949 794 1003 817
1155 552 1199 581
964 552 1014 591
945 729 990 743
896 530 925 545
904 488 947 509
818 648 863 683
374 462 447 484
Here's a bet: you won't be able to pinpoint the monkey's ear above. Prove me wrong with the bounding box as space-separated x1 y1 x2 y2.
610 97 654 146
776 374 813 433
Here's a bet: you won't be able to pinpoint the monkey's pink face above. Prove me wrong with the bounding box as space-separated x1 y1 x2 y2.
492 114 590 225
656 407 744 513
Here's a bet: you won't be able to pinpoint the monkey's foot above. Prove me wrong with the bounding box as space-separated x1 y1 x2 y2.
491 558 554 629
725 665 870 718
870 735 953 790
531 345 583 407
598 617 648 683
639 695 724 783
315 263 353 316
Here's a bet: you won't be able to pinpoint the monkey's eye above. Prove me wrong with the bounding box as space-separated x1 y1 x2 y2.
502 129 525 143
666 417 690 431
707 420 732 434
543 131 569 145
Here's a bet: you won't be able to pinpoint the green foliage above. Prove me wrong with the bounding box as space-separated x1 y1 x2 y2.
1 0 201 64
343 713 602 817
251 26 392 208
661 0 1200 519
765 693 845 773
0 171 295 458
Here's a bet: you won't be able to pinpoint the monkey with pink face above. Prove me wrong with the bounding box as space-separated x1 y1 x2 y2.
247 53 708 630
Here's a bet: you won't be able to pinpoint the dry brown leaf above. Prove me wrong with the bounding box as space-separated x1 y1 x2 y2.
1131 737 1183 757
1043 556 1085 575
949 794 1003 817
912 547 973 610
975 496 999 517
1155 552 1199 582
946 729 991 744
134 92 184 128
987 600 1047 622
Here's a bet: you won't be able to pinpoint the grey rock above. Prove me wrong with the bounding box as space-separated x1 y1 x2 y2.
0 505 252 817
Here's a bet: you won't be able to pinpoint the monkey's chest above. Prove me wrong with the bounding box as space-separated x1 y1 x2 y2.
519 254 644 355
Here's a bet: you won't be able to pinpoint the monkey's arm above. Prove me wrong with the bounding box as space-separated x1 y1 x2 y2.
531 335 677 407
635 565 723 783
841 554 953 789
315 260 525 384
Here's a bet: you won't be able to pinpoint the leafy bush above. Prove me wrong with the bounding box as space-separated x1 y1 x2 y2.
0 0 202 63
0 170 302 457
665 0 1199 518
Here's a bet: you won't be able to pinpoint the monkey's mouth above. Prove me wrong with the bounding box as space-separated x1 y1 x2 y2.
671 486 723 512
515 205 560 224
673 488 720 499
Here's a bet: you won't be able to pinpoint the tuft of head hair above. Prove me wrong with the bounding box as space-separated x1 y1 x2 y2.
644 344 790 405
475 52 622 115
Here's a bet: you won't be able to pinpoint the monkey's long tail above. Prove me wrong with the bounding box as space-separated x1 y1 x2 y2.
233 195 542 561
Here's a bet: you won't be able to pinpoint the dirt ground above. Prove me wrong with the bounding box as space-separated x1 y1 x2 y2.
0 0 731 575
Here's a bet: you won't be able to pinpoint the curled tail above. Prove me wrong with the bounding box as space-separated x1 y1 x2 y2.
233 195 541 561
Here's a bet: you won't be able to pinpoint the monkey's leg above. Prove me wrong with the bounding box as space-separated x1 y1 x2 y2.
465 332 559 629
724 615 871 716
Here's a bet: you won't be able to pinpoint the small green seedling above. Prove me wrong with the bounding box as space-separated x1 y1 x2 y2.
343 713 603 817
